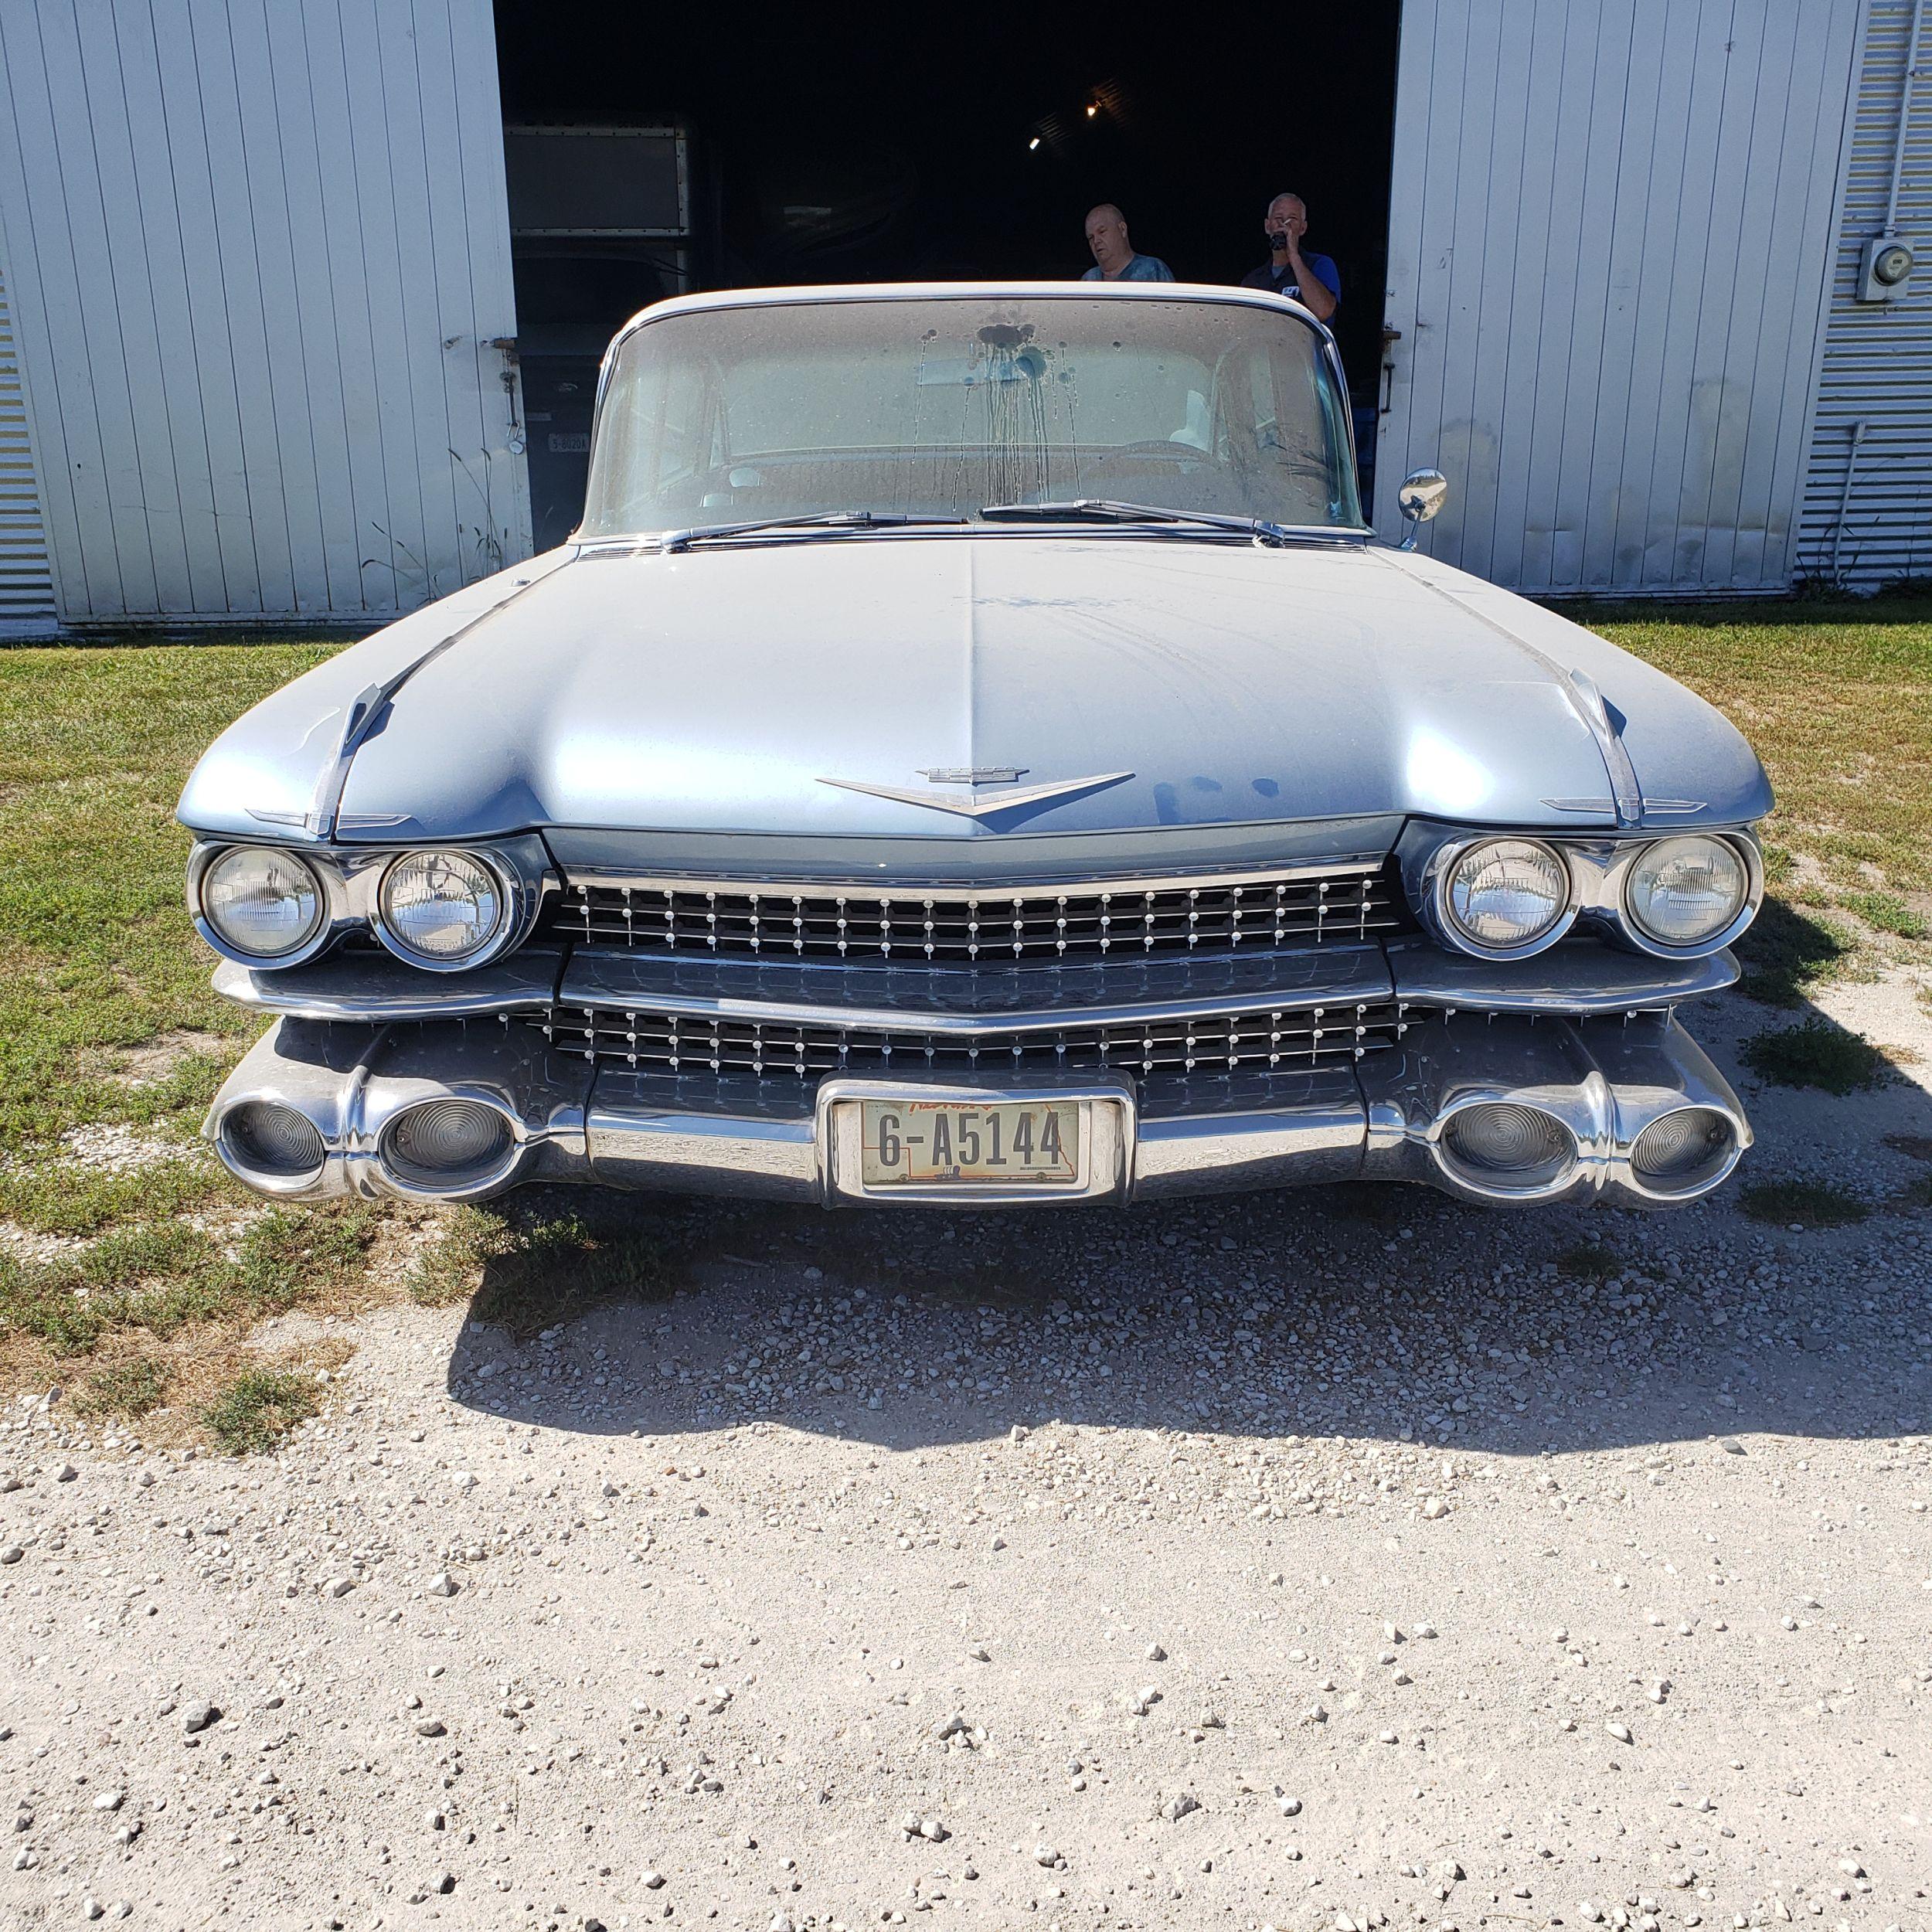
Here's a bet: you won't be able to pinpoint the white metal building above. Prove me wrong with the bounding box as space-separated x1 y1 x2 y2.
0 0 1925 633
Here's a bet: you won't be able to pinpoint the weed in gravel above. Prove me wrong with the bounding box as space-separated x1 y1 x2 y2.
1556 1243 1621 1283
201 1367 321 1454
1740 1017 1884 1094
1739 1180 1872 1228
1895 1175 1932 1212
1733 900 1855 1005
416 1198 675 1336
1886 1133 1932 1161
74 1355 172 1419
1838 889 1930 940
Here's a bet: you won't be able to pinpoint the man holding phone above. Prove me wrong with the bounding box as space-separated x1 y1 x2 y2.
1240 193 1339 322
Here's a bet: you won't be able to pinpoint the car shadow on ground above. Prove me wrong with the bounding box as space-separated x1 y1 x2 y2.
440 979 1932 1457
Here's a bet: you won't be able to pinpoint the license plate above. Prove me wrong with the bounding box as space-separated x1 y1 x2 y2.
859 1099 1083 1189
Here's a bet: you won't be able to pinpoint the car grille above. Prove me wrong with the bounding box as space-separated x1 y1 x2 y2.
534 998 1409 1080
552 862 1405 964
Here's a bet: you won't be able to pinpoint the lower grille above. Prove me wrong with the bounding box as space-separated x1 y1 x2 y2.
553 862 1404 964
534 1000 1409 1080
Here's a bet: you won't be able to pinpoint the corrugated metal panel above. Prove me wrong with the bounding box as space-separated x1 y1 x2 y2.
1378 0 1865 594
0 0 531 623
1798 0 1932 588
0 251 56 627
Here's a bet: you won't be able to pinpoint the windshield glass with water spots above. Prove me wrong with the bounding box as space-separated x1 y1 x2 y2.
578 296 1362 538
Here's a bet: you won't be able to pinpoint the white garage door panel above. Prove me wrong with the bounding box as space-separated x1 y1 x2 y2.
0 0 529 622
1378 0 1865 595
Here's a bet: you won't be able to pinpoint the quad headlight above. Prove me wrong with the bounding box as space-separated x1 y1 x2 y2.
199 846 325 960
376 849 507 966
1438 838 1572 954
1624 835 1750 949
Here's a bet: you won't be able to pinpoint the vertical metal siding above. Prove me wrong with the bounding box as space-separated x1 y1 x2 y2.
0 0 530 624
1378 0 1865 594
0 253 57 625
1798 0 1932 587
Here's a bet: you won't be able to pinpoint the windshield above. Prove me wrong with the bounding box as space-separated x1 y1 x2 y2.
578 295 1363 539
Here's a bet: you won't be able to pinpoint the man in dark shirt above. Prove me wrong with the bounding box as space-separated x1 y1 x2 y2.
1240 192 1339 322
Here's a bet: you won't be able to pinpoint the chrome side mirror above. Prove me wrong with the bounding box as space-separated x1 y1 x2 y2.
1396 468 1450 549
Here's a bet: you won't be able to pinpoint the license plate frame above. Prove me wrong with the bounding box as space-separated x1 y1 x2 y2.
816 1077 1136 1205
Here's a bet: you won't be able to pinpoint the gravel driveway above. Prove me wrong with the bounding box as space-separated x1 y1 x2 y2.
3 987 1930 1932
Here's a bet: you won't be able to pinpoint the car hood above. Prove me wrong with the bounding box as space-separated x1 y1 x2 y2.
180 537 1770 856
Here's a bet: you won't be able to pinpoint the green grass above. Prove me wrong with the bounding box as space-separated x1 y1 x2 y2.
0 1203 384 1355
1740 1017 1886 1094
1731 899 1857 1007
1738 1180 1872 1229
200 1367 321 1454
0 641 342 1153
1838 889 1929 940
1594 600 1932 902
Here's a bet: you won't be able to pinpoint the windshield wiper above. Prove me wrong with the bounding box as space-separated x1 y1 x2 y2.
979 499 1301 545
649 510 968 553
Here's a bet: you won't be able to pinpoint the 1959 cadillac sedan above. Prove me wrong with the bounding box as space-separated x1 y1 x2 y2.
182 283 1769 1210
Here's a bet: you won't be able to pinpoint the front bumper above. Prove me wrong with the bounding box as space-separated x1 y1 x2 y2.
204 1002 1752 1210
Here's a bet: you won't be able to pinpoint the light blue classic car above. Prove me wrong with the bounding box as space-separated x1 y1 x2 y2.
182 283 1767 1210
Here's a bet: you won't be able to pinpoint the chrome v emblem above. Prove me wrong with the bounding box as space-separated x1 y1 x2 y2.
817 770 1134 820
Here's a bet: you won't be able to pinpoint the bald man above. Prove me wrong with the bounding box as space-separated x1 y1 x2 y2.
1080 204 1174 282
1240 192 1339 321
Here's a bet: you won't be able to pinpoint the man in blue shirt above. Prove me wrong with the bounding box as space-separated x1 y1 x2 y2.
1081 204 1175 283
1240 192 1339 321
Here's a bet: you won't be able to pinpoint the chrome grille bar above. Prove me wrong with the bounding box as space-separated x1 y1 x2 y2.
532 999 1409 1080
553 862 1404 964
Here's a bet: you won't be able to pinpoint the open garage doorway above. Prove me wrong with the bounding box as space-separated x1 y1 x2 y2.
492 3 1403 549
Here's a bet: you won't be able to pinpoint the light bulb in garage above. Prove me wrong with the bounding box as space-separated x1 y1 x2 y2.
1085 103 1098 117
1028 135 1040 151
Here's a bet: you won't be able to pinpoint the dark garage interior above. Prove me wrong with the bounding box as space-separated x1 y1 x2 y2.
492 3 1403 547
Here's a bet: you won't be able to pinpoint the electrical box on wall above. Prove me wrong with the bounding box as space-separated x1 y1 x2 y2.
1858 234 1917 302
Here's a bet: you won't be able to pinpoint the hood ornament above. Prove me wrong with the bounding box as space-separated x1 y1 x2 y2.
818 769 1134 821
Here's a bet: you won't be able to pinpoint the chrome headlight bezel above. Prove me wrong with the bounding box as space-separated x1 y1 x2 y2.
188 835 550 973
189 843 335 969
1406 825 1762 963
372 849 516 972
1617 833 1761 959
1423 835 1580 962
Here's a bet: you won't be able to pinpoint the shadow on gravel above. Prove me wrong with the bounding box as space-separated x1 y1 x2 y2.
441 1138 1932 1457
440 975 1932 1455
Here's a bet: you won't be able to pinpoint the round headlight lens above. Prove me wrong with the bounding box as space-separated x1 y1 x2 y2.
1625 836 1748 947
379 851 505 963
1441 838 1570 951
200 847 325 958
